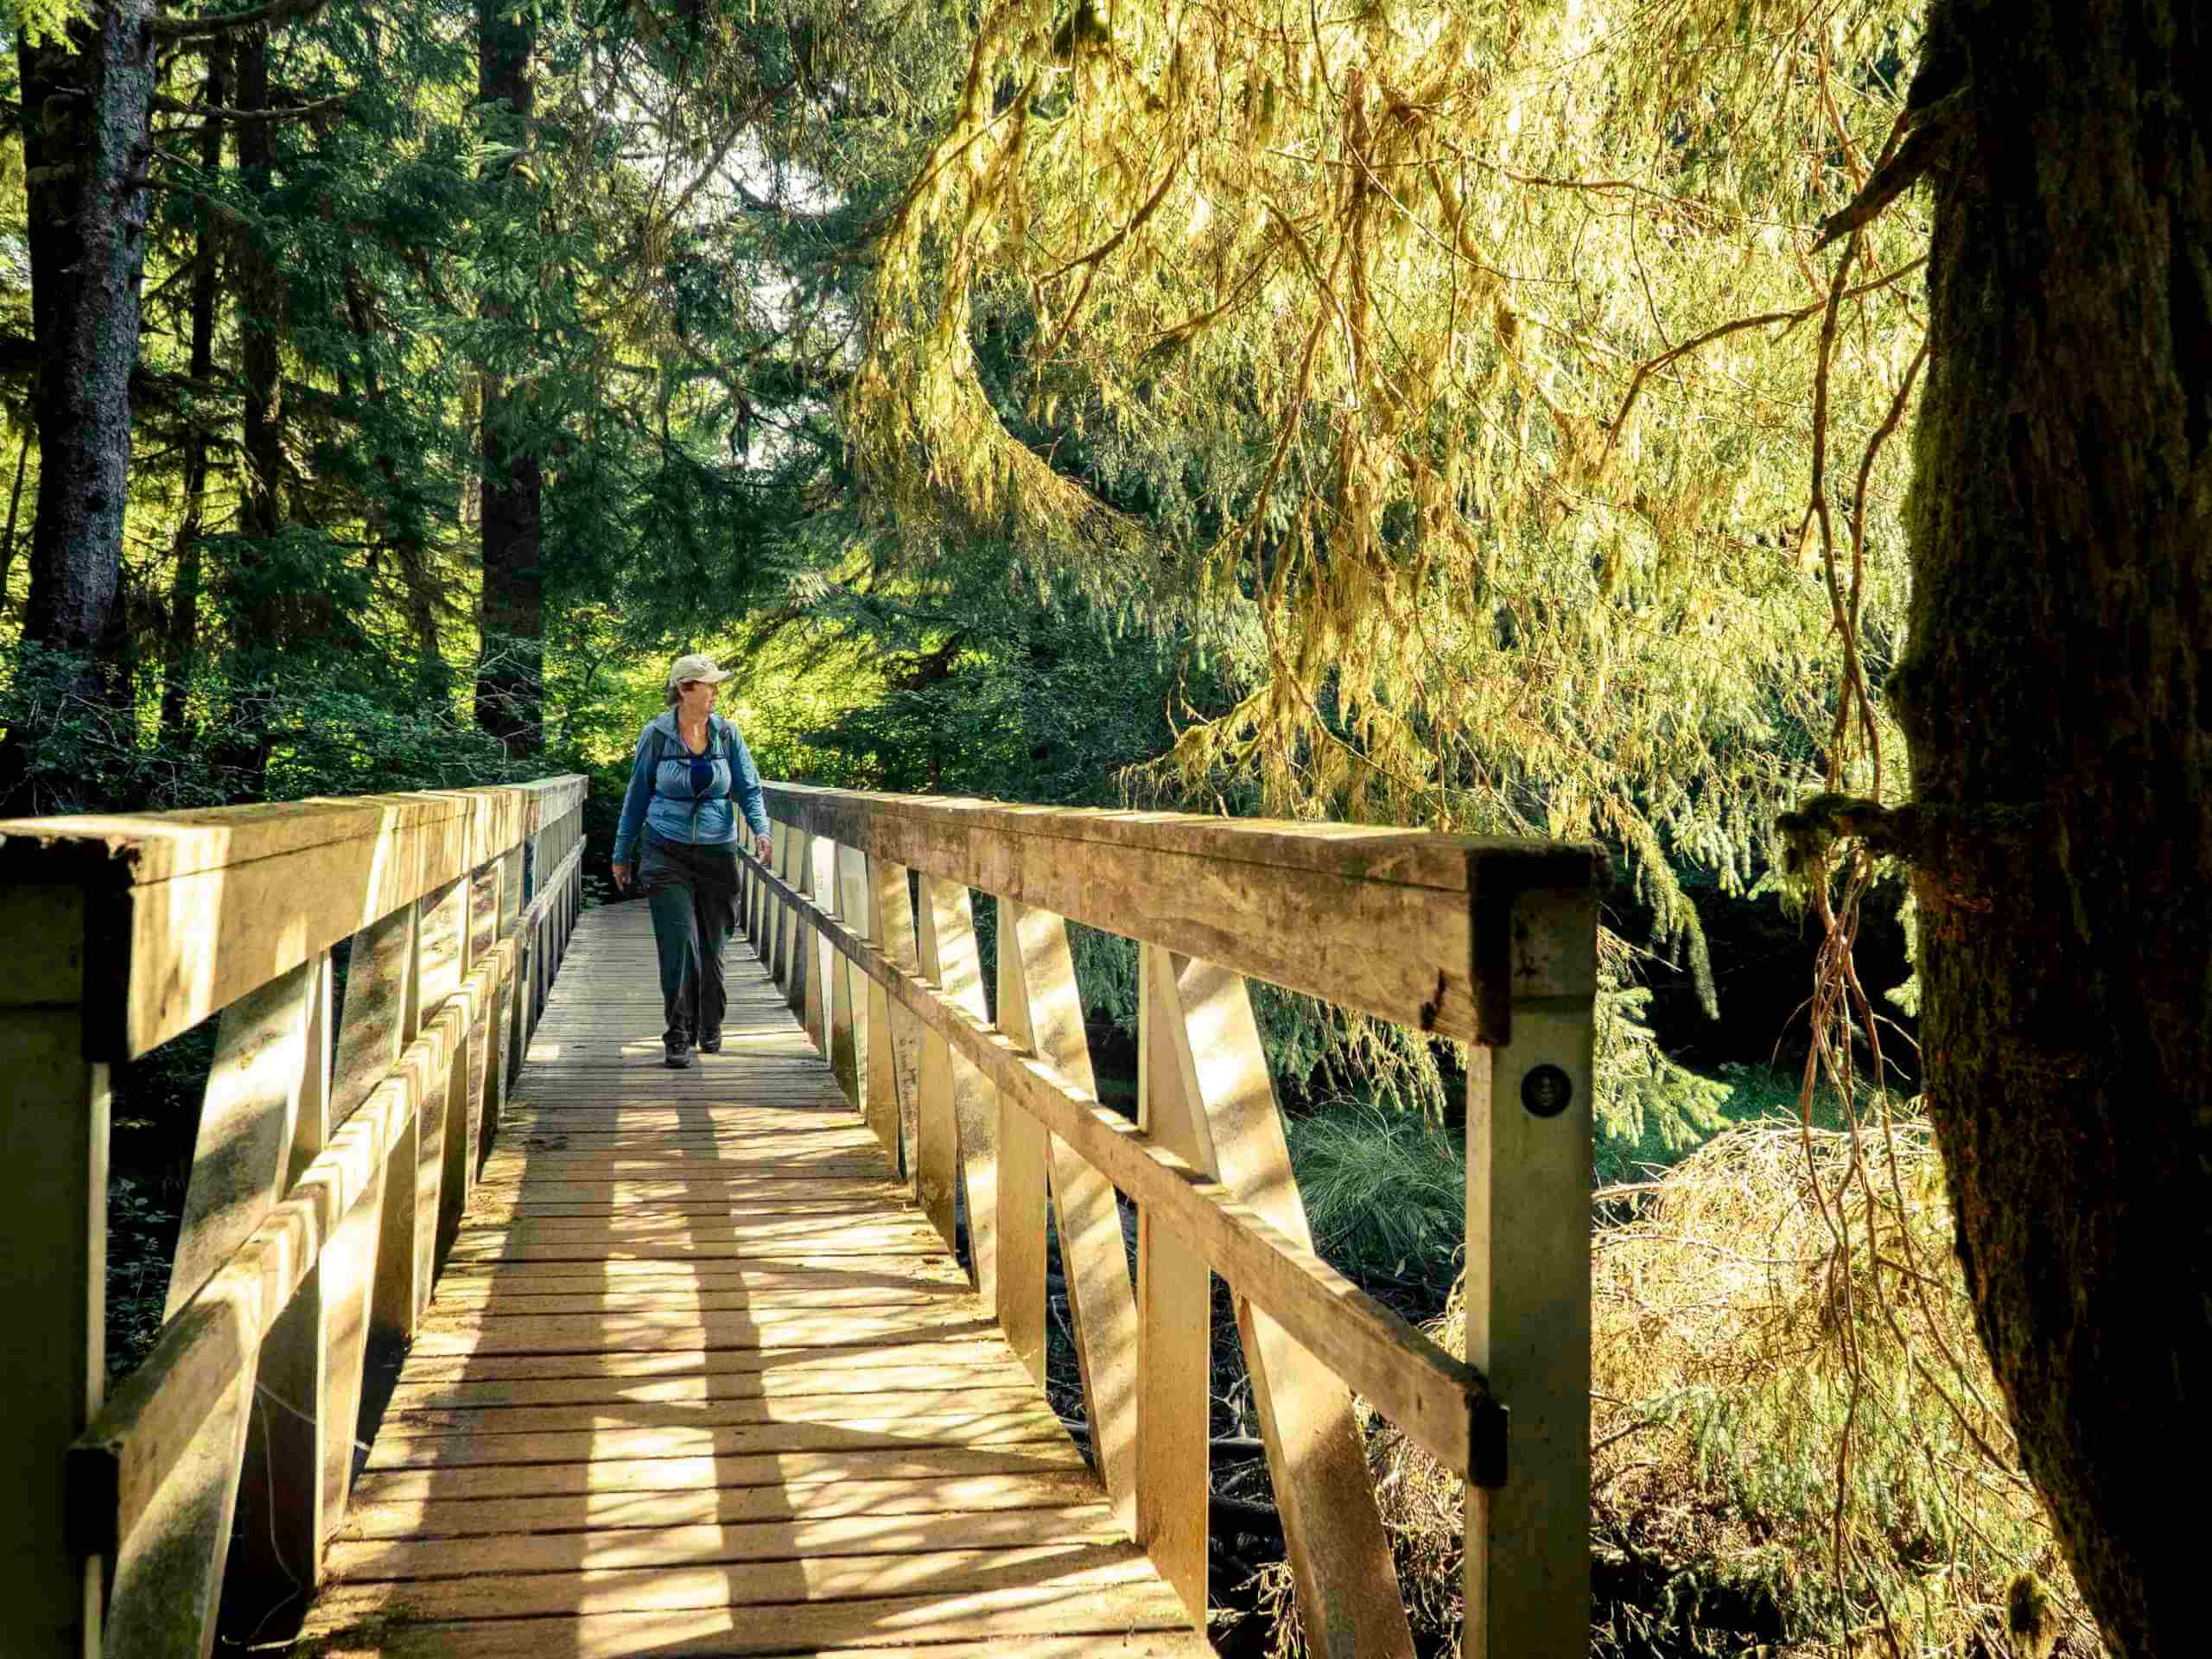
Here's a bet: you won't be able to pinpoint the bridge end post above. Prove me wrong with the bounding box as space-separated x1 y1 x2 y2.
0 880 112 1658
1463 861 1598 1659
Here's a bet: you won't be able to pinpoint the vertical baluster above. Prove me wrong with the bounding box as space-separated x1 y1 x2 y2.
1134 944 1213 1620
769 827 796 995
747 828 767 951
992 902 1050 1387
866 858 925 1195
1156 950 1413 1657
1465 884 1595 1659
995 899 1139 1536
778 824 807 1004
858 853 899 1166
801 832 832 1054
914 875 996 1289
826 842 863 1107
831 849 867 1123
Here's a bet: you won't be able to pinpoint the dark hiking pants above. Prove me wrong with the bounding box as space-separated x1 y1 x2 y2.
638 830 741 1042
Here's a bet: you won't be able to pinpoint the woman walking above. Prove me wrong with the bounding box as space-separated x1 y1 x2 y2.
611 653 773 1068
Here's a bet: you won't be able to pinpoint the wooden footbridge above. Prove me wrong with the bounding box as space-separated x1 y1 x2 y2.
0 777 1599 1659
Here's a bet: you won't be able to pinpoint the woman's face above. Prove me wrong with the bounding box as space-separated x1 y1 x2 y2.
678 678 718 717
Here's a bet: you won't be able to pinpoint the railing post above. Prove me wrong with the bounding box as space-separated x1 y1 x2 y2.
866 857 925 1194
802 833 834 1056
1465 881 1596 1659
833 843 871 1114
0 885 109 1657
912 874 990 1271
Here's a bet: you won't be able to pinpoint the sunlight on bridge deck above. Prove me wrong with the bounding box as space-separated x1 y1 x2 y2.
295 900 1205 1658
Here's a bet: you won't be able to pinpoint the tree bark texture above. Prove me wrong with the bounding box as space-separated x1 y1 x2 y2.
162 46 229 744
474 3 544 756
1899 5 2209 1656
11 2 156 660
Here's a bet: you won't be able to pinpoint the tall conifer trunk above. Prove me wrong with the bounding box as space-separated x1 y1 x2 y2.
162 46 230 745
236 29 284 555
474 3 544 756
7 3 156 707
1899 5 2208 1653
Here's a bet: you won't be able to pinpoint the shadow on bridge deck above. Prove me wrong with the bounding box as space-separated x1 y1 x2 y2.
293 900 1205 1659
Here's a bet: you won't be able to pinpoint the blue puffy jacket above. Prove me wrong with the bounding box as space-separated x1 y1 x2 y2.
613 709 771 866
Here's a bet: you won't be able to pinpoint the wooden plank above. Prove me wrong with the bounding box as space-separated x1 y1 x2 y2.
762 781 1602 1045
379 1363 1035 1414
330 1504 1128 1581
359 1408 1069 1470
342 1442 1092 1505
999 899 1140 1537
994 899 1050 1388
1134 944 1212 1620
404 1306 1000 1357
1465 881 1597 1659
0 983 107 1659
1156 950 1412 1656
296 1617 1202 1659
420 1283 967 1318
374 1386 1053 1438
335 1471 1115 1541
389 1336 1015 1386
306 1540 1164 1624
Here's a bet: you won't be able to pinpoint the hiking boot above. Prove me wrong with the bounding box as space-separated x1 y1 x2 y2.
664 1032 693 1070
697 1029 722 1054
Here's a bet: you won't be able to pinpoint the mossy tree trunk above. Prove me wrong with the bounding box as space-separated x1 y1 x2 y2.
1899 4 2208 1655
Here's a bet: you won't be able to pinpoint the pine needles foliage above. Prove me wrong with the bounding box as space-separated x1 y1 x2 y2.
1246 1121 2107 1659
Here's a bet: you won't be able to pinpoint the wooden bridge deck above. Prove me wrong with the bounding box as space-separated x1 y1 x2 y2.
296 899 1205 1659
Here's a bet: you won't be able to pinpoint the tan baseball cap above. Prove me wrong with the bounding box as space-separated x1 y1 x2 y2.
666 652 731 691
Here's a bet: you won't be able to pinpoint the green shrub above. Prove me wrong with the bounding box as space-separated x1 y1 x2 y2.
1282 1097 1464 1287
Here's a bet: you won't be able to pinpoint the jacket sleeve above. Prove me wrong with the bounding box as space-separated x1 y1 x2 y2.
728 724 771 842
612 728 658 866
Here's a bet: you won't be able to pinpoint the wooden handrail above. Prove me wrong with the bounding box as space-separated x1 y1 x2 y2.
741 784 1601 1659
0 775 588 1659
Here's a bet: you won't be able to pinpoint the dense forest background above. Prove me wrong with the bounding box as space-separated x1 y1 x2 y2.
5 0 2177 1655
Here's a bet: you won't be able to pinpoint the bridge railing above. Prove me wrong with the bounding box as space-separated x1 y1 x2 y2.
0 773 588 1658
742 783 1599 1659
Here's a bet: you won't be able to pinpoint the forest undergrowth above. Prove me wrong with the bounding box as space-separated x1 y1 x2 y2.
1193 1086 2101 1659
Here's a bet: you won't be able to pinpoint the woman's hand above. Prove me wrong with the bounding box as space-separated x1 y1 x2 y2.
612 861 632 889
754 831 773 861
